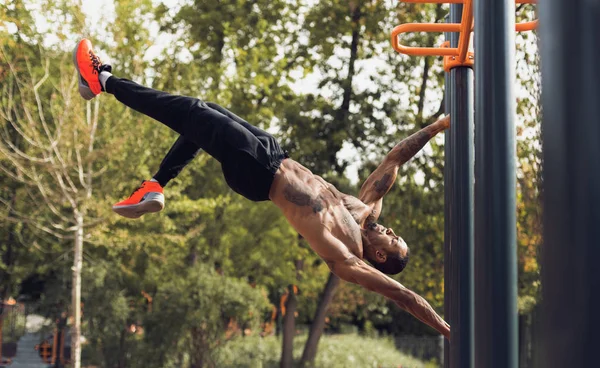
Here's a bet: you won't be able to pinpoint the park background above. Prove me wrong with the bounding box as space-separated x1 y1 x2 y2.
0 0 540 367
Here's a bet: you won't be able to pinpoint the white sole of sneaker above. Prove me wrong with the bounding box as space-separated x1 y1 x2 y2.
72 41 97 101
112 192 165 219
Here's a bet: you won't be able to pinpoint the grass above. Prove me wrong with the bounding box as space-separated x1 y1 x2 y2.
214 333 439 368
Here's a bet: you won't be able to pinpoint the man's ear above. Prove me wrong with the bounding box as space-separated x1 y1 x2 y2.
375 250 387 263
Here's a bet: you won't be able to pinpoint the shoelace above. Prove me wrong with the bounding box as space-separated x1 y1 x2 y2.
128 182 147 198
89 51 102 74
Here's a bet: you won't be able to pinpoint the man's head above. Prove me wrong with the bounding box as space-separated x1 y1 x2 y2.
361 223 410 275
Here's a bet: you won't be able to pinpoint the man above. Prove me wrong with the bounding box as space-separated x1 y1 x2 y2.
74 39 451 338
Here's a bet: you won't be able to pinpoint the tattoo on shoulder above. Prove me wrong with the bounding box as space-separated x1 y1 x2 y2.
374 174 392 194
283 185 325 213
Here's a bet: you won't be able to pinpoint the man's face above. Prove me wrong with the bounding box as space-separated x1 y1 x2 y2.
366 223 409 258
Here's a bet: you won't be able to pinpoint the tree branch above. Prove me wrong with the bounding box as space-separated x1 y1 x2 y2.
0 213 72 240
416 56 431 122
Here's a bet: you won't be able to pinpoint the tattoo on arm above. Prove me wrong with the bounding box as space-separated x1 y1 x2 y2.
402 292 451 339
374 174 392 194
362 130 432 203
391 130 432 166
283 185 324 213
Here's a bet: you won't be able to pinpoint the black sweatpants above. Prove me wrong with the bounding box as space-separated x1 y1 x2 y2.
105 77 287 202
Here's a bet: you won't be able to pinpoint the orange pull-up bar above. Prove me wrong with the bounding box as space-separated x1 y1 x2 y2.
391 0 537 71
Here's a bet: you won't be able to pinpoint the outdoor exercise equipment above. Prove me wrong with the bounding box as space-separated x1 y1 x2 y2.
390 1 537 367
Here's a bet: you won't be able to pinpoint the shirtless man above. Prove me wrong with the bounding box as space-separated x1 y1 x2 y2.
74 39 450 338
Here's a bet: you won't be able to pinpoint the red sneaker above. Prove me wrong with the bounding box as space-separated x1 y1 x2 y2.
72 39 110 100
112 181 165 219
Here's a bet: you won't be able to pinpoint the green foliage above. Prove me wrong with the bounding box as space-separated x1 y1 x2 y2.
141 263 271 367
213 333 434 368
515 28 542 315
1 308 26 343
80 262 132 368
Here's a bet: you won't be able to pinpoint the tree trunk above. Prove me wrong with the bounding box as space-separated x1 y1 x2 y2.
190 326 209 368
297 4 360 364
519 313 533 368
280 285 298 368
0 314 3 362
299 273 340 366
1 196 17 361
71 213 83 368
118 327 127 368
416 56 431 123
280 234 304 367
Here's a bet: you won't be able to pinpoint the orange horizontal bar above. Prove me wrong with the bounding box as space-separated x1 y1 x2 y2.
392 23 461 33
391 23 462 56
404 0 535 4
403 0 465 3
396 46 460 57
516 20 538 32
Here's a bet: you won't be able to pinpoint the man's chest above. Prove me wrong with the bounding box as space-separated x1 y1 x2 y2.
323 197 371 256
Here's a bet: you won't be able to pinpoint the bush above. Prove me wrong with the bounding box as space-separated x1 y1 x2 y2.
140 263 271 368
213 333 437 368
1 309 26 343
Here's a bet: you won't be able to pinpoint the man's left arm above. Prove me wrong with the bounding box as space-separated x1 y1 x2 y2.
358 116 450 208
330 256 450 339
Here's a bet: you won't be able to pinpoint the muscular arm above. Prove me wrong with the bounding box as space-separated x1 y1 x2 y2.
330 256 450 339
358 116 450 213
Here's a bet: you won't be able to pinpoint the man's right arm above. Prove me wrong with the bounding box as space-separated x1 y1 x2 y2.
330 256 450 339
358 116 450 208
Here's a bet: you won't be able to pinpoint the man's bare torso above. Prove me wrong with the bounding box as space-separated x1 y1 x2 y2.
269 159 373 264
264 118 452 340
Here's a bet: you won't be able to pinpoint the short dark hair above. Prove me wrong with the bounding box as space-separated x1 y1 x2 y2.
372 249 410 275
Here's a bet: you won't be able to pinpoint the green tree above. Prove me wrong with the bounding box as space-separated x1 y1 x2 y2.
142 263 270 368
0 42 115 367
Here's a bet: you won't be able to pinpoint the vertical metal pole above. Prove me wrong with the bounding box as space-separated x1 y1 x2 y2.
443 27 451 368
448 4 475 368
537 0 600 367
474 0 518 367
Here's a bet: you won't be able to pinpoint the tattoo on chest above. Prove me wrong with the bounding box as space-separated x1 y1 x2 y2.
374 174 392 194
342 211 361 244
341 211 353 226
283 185 325 213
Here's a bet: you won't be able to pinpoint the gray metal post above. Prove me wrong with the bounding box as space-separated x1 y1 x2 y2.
447 4 475 368
537 0 600 367
443 35 451 368
474 0 518 367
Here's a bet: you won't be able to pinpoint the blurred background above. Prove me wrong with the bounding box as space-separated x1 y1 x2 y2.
0 0 540 367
